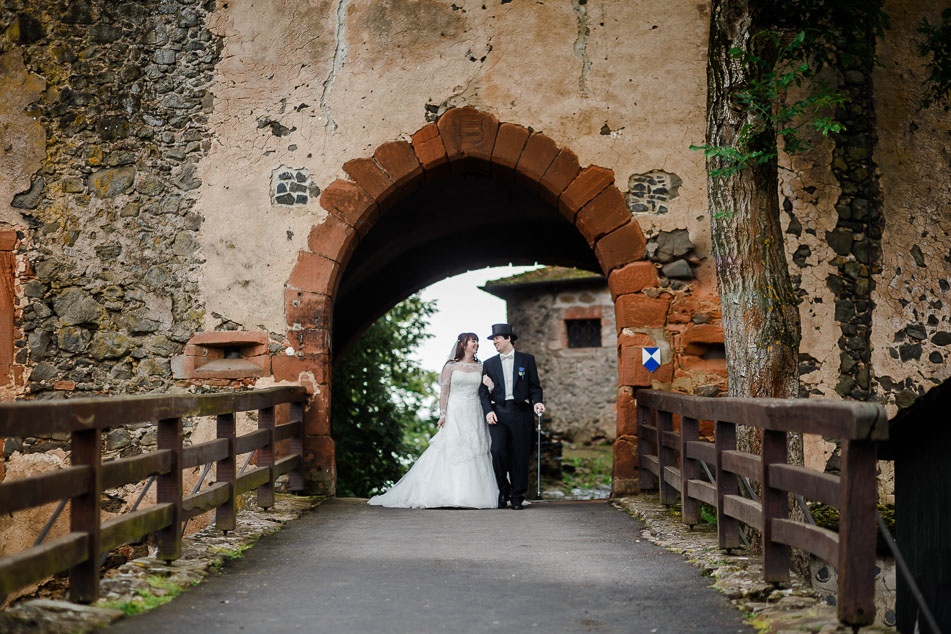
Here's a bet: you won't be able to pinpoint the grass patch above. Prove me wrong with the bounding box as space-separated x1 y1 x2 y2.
97 576 186 616
209 541 257 573
542 443 612 495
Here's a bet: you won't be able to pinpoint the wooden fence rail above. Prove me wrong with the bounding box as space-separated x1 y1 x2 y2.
0 386 308 603
634 389 887 627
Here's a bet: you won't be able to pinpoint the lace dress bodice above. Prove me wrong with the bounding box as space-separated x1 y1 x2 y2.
439 361 483 414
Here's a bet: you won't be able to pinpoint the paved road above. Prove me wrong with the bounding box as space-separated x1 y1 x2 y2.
107 499 750 633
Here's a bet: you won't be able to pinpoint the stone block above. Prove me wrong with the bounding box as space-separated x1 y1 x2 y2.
618 345 654 387
615 294 670 329
411 123 448 171
608 262 659 300
306 214 358 265
559 165 614 222
679 355 727 376
436 106 499 170
374 141 423 188
272 353 330 385
303 434 336 494
575 185 629 246
319 179 379 237
0 230 18 251
538 149 581 207
343 157 396 207
617 330 655 350
681 324 724 356
304 386 331 436
616 388 637 437
89 167 135 198
287 251 341 296
188 330 268 346
613 436 639 483
285 289 332 330
594 221 647 273
514 133 559 192
287 328 330 356
490 122 530 178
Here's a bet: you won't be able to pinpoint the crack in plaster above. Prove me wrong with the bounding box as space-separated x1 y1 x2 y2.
320 0 351 134
572 0 592 97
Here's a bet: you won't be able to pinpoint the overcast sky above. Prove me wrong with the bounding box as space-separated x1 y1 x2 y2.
411 264 541 372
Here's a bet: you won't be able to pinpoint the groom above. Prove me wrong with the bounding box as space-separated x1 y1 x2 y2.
478 323 545 510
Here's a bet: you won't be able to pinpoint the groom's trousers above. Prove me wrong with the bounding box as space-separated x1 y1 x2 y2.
489 399 534 505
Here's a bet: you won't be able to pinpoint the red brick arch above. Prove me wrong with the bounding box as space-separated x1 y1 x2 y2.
278 106 660 496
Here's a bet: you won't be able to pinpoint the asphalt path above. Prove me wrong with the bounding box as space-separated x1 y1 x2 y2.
107 499 751 633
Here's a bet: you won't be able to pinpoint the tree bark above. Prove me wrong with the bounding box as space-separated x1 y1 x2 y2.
704 1 802 455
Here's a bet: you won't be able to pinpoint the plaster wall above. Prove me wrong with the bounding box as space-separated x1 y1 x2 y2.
871 0 951 416
197 0 713 333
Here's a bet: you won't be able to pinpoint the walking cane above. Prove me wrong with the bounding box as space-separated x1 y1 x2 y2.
536 410 542 499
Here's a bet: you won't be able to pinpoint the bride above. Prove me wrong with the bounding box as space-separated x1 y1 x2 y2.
367 333 499 509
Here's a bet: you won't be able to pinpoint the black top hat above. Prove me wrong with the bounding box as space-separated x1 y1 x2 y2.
487 323 518 341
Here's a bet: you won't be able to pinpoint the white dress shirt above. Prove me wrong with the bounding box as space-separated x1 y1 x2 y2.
500 351 515 400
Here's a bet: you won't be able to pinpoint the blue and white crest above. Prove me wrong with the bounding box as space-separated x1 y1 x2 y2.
642 347 661 373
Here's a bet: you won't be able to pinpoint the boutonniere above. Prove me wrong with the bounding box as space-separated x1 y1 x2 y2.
518 366 525 378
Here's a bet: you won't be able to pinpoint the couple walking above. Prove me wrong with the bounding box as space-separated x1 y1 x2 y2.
368 323 545 510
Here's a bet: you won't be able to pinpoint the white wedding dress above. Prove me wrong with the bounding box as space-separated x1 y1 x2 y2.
368 361 499 509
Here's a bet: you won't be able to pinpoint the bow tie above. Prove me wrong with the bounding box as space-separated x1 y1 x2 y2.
500 352 514 360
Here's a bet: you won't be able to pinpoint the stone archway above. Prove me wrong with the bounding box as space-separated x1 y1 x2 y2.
277 107 661 496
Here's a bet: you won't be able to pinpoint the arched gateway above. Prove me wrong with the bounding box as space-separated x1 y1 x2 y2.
275 107 662 496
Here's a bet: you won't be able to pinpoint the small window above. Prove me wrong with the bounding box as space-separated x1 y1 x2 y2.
566 318 601 348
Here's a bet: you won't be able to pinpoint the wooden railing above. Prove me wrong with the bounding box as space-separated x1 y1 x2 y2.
635 389 887 627
0 386 308 604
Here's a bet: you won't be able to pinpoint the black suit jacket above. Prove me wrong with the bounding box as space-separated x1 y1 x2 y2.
479 351 543 417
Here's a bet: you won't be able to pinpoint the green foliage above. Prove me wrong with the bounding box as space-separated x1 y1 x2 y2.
693 1 889 183
806 501 895 531
691 31 848 179
562 449 612 490
332 295 438 497
918 8 951 111
699 503 718 527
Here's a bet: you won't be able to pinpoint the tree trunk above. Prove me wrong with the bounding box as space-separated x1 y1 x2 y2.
704 1 802 453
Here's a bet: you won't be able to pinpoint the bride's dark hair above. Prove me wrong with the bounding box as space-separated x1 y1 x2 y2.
452 332 479 362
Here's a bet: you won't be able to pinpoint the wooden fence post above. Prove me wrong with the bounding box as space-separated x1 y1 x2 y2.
657 409 675 505
257 405 275 508
637 403 656 491
715 420 741 550
680 416 700 526
837 439 876 626
216 412 236 532
68 428 101 603
761 428 790 583
156 417 182 562
288 401 304 491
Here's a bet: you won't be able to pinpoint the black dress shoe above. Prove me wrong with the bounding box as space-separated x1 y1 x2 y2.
498 499 508 509
510 502 524 510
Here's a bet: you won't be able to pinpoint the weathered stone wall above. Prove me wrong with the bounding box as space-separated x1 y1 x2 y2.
0 0 227 553
870 0 951 415
1 0 221 400
502 281 618 443
775 0 950 497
